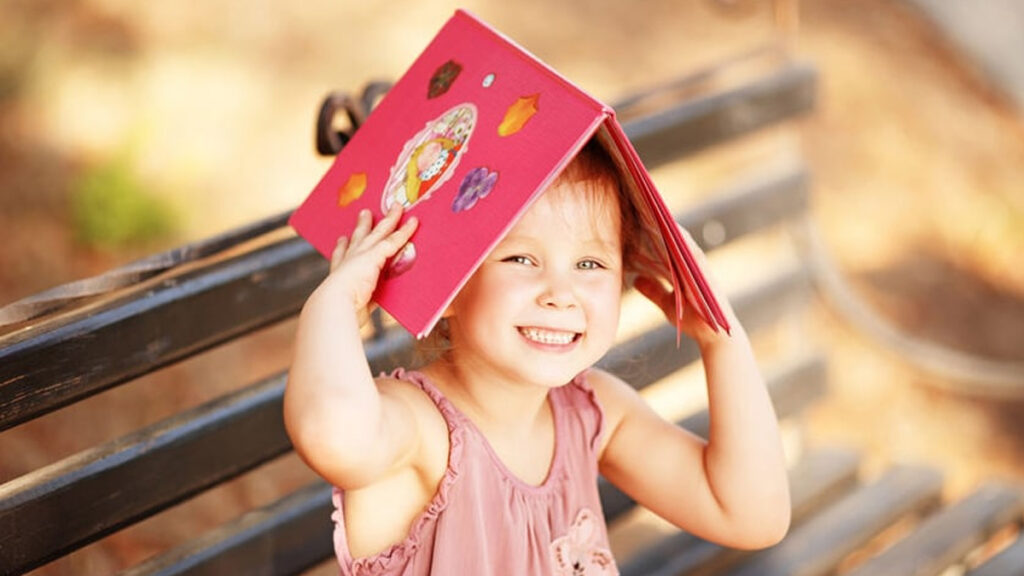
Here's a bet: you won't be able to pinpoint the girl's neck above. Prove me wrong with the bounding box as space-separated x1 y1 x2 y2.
422 353 552 434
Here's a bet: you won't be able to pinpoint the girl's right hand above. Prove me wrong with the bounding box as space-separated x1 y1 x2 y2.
286 203 427 495
324 204 418 314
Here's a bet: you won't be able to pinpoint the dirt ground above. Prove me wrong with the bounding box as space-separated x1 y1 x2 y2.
2 0 1023 573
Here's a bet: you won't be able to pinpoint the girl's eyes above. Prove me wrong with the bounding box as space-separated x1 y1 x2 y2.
502 255 535 266
500 255 608 270
576 259 606 271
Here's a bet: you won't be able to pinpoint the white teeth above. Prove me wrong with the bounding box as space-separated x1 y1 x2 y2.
519 327 577 345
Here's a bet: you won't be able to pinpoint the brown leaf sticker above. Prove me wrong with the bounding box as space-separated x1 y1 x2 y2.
428 60 462 99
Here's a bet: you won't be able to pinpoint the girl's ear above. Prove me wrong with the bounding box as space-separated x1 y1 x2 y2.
441 303 456 319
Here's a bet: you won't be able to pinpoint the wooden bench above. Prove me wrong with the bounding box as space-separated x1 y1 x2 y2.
2 51 1022 576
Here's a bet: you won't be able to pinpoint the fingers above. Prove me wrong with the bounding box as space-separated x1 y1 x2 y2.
347 204 401 249
634 275 674 319
677 223 711 269
674 224 741 333
361 203 406 248
377 217 417 261
348 208 374 248
331 205 419 271
330 236 349 273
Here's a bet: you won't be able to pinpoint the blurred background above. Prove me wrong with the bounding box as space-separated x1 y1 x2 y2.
2 0 1023 573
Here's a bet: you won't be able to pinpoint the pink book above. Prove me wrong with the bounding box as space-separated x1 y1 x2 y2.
290 9 729 339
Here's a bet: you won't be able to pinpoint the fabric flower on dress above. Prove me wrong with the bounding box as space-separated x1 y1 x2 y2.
550 509 616 575
452 167 498 213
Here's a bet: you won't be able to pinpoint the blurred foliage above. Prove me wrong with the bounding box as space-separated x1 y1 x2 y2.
71 153 179 249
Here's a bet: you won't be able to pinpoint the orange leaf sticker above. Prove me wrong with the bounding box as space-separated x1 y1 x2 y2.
338 173 367 207
498 94 539 137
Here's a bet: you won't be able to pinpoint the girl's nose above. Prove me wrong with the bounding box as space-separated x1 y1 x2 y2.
537 271 577 309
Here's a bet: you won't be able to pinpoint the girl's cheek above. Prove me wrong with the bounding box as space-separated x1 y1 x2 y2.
581 273 624 294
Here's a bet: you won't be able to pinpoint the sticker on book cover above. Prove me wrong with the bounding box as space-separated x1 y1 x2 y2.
337 173 367 207
452 166 498 212
428 60 462 99
385 242 417 278
498 94 539 137
382 103 477 211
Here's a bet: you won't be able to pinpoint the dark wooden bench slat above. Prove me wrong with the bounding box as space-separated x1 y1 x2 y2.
600 352 828 523
678 169 808 252
598 261 812 393
665 353 827 446
967 533 1024 576
786 446 863 522
0 160 806 434
846 483 1024 576
0 374 288 575
0 237 326 433
118 482 333 576
0 329 411 576
620 447 861 576
722 466 945 576
624 62 817 167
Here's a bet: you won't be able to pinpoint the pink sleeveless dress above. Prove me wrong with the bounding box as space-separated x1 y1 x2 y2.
332 369 619 575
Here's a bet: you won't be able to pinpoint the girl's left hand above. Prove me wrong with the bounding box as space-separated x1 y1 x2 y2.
633 225 739 345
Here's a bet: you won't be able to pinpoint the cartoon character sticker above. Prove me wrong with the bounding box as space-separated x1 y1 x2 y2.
382 103 477 211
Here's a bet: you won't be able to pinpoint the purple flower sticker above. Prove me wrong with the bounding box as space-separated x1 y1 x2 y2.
452 167 498 213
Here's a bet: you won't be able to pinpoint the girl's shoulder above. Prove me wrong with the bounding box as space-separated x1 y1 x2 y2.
375 368 460 413
577 368 643 454
375 369 451 421
374 370 453 469
578 367 637 410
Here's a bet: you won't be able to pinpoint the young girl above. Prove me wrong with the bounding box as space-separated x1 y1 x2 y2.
285 141 791 575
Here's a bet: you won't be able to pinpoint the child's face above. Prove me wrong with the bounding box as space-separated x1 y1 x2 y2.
446 176 623 388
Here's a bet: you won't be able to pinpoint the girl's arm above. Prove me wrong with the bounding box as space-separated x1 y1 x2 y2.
284 205 425 490
595 231 790 549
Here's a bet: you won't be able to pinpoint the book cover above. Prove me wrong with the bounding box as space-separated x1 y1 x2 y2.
289 9 729 338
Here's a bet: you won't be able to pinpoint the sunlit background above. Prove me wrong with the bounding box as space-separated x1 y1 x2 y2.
2 0 1023 573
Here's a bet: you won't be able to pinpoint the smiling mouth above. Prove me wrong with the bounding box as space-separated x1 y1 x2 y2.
517 327 581 346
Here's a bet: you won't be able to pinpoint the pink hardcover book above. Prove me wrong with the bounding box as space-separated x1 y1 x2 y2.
290 9 729 339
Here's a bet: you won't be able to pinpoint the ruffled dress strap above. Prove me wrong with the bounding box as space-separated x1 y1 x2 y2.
332 368 466 575
556 369 607 457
